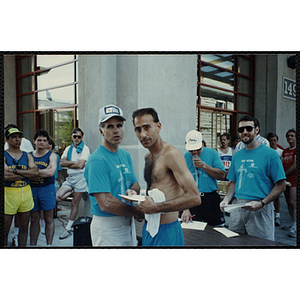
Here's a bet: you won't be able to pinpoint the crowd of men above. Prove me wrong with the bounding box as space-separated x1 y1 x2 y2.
4 106 297 247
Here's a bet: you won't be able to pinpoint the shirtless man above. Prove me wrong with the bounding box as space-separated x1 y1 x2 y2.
132 108 201 246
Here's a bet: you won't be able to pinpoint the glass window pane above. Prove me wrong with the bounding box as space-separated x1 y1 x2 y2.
54 109 74 156
17 112 35 144
17 75 34 94
238 95 254 113
200 110 233 148
238 56 254 77
17 94 35 112
37 64 74 90
200 86 235 110
37 55 75 69
201 63 235 91
37 85 75 109
238 76 254 95
16 56 34 75
201 55 234 71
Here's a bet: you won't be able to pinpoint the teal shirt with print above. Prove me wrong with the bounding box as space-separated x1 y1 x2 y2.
184 147 225 193
84 145 138 217
227 144 286 200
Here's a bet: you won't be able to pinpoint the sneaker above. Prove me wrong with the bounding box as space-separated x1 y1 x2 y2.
275 217 281 226
41 225 46 235
281 223 293 231
12 235 18 247
288 225 297 238
59 229 73 240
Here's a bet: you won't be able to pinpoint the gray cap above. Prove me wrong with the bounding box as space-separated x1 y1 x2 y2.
98 104 126 126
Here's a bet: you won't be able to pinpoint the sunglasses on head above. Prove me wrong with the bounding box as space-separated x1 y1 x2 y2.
238 126 254 133
72 135 82 139
13 158 22 169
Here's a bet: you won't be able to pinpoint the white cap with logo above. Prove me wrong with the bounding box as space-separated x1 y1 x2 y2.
98 104 126 126
185 130 203 151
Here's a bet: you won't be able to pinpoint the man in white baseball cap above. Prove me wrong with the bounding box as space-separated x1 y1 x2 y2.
182 130 226 226
84 104 143 246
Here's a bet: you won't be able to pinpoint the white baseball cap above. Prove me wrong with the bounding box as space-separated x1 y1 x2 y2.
98 104 126 126
185 130 203 151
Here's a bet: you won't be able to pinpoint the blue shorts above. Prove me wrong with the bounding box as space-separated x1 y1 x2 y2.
31 184 56 211
142 220 184 246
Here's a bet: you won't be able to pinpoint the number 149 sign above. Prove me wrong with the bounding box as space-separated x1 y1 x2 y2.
283 77 296 100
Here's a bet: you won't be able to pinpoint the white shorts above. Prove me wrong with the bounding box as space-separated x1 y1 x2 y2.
62 173 87 193
90 215 138 247
229 198 275 241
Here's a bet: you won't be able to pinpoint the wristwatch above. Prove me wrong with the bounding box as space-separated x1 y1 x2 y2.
13 168 18 174
260 200 265 207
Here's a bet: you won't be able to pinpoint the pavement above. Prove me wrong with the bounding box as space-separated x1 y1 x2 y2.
6 193 297 248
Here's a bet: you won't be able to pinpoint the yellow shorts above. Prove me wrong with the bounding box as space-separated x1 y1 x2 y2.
5 185 34 215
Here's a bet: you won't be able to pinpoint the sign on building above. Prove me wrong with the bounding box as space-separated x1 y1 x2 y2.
283 77 296 101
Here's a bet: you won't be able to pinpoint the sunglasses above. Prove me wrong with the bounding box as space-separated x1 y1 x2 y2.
13 158 22 169
72 135 82 139
238 126 254 133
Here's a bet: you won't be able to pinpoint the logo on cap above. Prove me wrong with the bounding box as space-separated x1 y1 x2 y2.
105 106 120 115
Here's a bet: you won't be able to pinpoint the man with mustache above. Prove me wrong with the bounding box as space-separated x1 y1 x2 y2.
220 115 286 241
132 107 201 246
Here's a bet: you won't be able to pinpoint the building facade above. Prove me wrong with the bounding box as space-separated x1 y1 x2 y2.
4 53 297 190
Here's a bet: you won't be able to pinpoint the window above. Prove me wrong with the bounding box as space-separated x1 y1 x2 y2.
197 54 255 148
16 55 78 152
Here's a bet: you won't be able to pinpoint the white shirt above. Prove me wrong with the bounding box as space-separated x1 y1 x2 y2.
235 134 270 152
62 144 90 175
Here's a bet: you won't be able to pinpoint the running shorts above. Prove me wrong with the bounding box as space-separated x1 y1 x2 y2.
5 185 34 215
142 219 184 246
31 184 56 211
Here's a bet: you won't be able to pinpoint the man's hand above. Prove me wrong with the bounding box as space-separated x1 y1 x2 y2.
181 209 192 223
139 196 157 214
220 199 229 212
192 156 205 169
242 201 264 211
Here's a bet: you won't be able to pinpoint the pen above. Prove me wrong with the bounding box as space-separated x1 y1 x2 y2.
189 214 195 223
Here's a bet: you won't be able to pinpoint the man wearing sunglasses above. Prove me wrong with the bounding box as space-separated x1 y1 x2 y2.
56 128 90 240
4 127 39 247
234 117 269 152
220 115 286 241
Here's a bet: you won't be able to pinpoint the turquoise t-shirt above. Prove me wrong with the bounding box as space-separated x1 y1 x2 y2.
55 153 62 179
227 144 286 200
84 145 138 217
184 147 225 193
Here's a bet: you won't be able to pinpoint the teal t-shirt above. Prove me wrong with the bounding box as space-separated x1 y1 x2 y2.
184 147 225 193
227 144 286 200
84 145 138 217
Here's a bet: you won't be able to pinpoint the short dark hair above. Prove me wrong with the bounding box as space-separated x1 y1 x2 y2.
220 133 230 140
72 128 84 136
267 132 278 141
286 128 296 137
34 129 50 141
48 137 55 150
238 115 260 128
132 108 160 124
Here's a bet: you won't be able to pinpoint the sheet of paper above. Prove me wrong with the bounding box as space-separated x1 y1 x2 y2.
221 203 252 212
181 221 207 231
213 227 239 238
118 195 146 202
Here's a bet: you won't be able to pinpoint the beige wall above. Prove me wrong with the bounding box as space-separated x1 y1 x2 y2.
4 55 17 127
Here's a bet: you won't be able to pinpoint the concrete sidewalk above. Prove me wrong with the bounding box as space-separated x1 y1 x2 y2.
6 194 297 248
